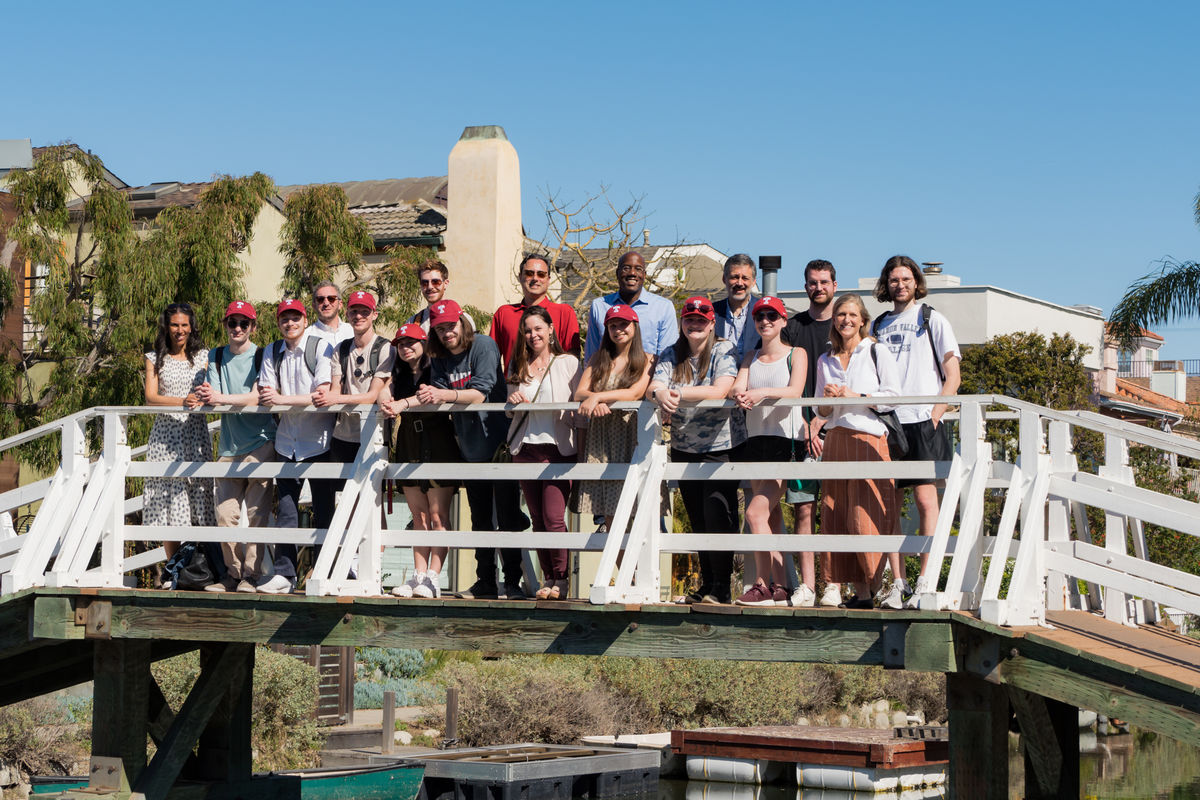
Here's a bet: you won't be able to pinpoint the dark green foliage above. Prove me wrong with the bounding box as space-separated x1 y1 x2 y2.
4 145 275 470
278 184 372 297
1129 445 1200 576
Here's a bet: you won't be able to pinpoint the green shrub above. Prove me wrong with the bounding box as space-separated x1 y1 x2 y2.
0 697 88 777
354 678 443 710
439 656 652 746
596 657 829 729
152 646 325 771
357 648 426 680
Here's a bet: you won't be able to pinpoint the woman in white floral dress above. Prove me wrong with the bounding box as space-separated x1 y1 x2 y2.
143 303 215 561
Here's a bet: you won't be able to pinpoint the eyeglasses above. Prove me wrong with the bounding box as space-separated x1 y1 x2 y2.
522 270 549 279
315 295 340 305
347 307 372 318
754 311 782 322
419 278 444 288
225 319 251 330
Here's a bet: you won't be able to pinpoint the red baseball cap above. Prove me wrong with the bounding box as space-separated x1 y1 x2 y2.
681 296 715 321
752 296 787 318
393 323 427 342
604 304 639 325
347 290 377 311
276 299 307 317
429 299 463 327
223 300 257 321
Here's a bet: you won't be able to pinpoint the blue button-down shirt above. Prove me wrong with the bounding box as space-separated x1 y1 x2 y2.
714 294 759 364
584 290 679 362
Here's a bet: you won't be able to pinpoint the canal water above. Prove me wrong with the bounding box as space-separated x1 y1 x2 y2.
652 729 1200 799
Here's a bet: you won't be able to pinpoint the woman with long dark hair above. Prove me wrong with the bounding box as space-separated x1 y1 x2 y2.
648 297 741 604
143 302 215 565
573 305 652 529
506 305 581 600
383 323 459 599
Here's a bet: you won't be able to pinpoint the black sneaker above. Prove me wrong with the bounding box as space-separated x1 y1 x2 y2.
501 581 528 600
457 580 499 600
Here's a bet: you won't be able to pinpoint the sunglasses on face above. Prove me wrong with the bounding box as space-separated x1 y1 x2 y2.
755 311 781 322
523 270 549 279
420 278 444 288
315 295 339 305
225 319 251 330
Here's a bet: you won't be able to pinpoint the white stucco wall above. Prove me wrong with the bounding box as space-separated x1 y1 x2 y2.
780 283 1106 370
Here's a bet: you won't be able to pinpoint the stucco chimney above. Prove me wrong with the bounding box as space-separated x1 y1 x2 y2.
442 126 524 314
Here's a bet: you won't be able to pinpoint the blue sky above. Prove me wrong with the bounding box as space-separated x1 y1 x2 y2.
10 1 1200 356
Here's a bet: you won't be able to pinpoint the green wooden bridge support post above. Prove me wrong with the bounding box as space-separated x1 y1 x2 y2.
91 639 152 792
947 672 1009 800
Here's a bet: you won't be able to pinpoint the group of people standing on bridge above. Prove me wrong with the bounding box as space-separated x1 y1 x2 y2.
142 251 960 608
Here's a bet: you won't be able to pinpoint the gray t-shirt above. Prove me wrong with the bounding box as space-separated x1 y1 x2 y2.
653 339 741 454
207 345 276 458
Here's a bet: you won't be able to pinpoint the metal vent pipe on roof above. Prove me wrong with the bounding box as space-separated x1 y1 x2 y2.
759 255 782 297
921 261 943 275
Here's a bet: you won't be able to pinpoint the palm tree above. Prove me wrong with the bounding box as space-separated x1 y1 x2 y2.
1108 190 1200 350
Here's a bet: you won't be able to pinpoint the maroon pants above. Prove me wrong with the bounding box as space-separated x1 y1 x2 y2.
515 443 572 580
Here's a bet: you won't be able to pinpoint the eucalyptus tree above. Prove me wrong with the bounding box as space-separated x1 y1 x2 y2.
4 145 274 467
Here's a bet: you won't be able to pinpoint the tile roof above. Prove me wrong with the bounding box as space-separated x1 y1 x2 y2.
277 177 448 209
1106 377 1192 416
350 204 446 242
113 181 286 217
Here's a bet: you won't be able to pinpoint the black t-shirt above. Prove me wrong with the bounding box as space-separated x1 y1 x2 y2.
782 311 832 419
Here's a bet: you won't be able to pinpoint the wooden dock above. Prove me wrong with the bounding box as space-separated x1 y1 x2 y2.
672 725 948 769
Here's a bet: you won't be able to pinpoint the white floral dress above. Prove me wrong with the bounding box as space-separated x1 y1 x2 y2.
144 351 215 529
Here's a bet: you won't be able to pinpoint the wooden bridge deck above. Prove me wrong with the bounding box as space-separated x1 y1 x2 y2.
6 590 1200 747
7 590 1200 800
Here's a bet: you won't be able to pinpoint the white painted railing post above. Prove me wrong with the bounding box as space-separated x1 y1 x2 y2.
942 399 991 609
4 415 90 593
993 409 1049 626
1100 434 1133 626
1045 421 1074 611
590 404 659 604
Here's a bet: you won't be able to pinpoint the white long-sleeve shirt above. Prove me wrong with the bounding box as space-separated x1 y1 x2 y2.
814 339 900 437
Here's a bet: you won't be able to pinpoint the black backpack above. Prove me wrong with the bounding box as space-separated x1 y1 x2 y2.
337 336 388 389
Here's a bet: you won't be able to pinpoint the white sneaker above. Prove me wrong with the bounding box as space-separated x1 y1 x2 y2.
790 584 816 608
904 577 929 610
415 573 440 599
819 583 842 607
392 573 422 598
877 581 905 610
257 574 296 594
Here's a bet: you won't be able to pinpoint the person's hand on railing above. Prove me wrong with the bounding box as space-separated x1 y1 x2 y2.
653 388 681 416
312 385 334 407
194 382 216 405
734 388 764 410
579 395 611 418
183 391 203 410
507 389 530 405
822 383 858 399
258 385 281 406
381 398 409 419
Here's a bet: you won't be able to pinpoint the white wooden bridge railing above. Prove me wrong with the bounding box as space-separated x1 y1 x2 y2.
0 395 1198 629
